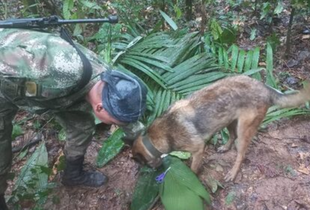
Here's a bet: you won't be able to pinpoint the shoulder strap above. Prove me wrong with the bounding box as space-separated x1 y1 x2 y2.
59 27 93 93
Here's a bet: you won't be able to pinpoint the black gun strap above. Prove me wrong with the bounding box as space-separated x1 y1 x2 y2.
59 27 92 93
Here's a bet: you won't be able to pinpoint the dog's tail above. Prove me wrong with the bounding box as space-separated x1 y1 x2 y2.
268 81 310 108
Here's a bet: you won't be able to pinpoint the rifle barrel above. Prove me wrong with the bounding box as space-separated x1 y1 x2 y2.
0 16 118 28
58 16 118 24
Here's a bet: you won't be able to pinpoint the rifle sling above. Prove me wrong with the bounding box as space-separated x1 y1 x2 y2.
59 27 93 93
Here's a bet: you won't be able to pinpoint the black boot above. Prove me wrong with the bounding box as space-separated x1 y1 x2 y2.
0 194 8 210
61 156 108 187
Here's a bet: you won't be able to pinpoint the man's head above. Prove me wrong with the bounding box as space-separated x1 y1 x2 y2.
88 70 147 125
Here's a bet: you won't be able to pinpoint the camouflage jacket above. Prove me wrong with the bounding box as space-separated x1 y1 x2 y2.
0 28 144 139
0 28 107 113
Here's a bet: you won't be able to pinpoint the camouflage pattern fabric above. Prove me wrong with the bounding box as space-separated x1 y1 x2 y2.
0 28 107 113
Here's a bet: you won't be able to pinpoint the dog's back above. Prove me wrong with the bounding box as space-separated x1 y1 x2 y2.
150 75 310 146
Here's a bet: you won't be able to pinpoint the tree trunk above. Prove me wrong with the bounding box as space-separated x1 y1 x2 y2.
200 0 207 36
285 7 295 58
185 0 192 21
162 0 166 31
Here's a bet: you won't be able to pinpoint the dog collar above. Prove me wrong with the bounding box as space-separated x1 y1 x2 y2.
142 134 163 158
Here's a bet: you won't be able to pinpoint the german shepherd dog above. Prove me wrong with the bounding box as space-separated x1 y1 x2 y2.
132 75 310 181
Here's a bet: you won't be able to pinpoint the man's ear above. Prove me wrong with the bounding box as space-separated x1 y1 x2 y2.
96 103 103 112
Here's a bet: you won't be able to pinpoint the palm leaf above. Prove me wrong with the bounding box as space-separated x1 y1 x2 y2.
251 47 261 80
265 42 277 88
230 44 239 71
169 71 228 91
237 49 245 72
159 10 178 30
214 44 263 76
112 30 225 124
244 50 253 72
124 54 172 72
263 107 310 126
175 72 229 95
120 57 167 88
164 54 217 83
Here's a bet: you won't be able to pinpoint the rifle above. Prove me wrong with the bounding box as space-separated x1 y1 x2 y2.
0 15 118 28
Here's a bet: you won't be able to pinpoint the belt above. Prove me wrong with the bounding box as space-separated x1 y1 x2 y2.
0 77 40 98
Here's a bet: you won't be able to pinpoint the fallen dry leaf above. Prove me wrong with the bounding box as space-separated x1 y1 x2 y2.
50 150 64 181
297 164 310 175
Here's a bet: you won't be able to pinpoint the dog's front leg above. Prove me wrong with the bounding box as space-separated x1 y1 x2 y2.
190 143 206 174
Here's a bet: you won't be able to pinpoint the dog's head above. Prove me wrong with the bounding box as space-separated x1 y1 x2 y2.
132 135 163 168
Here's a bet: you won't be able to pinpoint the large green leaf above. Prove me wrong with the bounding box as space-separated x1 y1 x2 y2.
130 167 162 210
160 176 204 210
169 151 191 159
15 142 48 191
96 128 124 167
159 156 211 210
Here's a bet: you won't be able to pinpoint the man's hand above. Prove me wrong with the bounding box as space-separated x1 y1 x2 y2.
119 121 145 146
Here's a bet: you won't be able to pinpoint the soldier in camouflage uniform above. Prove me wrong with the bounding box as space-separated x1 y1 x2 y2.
0 28 147 210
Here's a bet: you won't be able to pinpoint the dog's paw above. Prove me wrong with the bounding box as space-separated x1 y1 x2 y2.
224 170 237 182
217 145 230 153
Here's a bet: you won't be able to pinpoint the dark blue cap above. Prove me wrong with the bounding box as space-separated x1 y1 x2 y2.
100 70 147 123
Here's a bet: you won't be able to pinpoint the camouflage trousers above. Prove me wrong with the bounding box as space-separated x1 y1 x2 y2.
0 91 95 194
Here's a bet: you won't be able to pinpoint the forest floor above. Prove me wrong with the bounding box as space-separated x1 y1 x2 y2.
3 1 310 210
44 116 310 210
